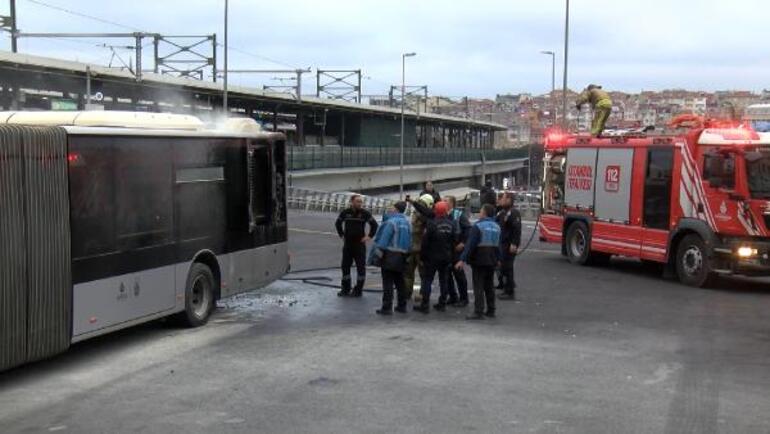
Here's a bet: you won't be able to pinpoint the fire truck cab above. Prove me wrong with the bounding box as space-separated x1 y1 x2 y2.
539 125 770 287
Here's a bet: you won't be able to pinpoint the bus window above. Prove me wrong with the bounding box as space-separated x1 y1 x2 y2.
69 137 117 258
249 145 271 226
272 139 287 224
115 139 173 250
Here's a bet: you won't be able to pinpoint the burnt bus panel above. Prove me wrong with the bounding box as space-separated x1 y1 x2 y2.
0 126 71 371
594 148 634 223
0 128 27 371
565 148 598 210
22 126 72 362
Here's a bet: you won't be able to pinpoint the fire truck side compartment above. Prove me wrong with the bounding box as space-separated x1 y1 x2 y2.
594 148 634 223
564 148 598 210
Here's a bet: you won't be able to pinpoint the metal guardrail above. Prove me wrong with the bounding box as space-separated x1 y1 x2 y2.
288 146 528 171
287 186 541 220
287 187 413 217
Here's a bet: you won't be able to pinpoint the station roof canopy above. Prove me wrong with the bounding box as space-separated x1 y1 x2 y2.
0 51 507 130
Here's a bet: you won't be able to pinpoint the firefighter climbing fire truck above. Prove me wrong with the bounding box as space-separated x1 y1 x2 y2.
539 116 770 287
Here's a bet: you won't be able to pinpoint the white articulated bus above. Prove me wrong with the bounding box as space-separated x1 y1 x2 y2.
0 111 289 371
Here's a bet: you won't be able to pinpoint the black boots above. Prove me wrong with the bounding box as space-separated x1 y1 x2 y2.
338 279 351 297
340 280 365 297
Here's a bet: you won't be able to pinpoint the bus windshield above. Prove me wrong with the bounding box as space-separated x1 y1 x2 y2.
745 150 770 198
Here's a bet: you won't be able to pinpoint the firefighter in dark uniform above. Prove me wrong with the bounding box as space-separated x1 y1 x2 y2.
445 195 470 307
497 192 522 300
335 194 378 297
414 201 457 314
456 203 502 320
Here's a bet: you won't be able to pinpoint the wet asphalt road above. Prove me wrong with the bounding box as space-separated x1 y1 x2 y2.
1 210 770 433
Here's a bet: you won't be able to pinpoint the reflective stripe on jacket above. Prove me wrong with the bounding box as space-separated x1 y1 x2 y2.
460 217 502 267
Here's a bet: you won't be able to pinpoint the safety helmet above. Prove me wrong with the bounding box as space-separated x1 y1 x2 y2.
419 194 435 208
434 201 448 217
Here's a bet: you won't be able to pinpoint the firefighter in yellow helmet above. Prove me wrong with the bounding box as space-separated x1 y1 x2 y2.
576 84 613 136
403 193 435 304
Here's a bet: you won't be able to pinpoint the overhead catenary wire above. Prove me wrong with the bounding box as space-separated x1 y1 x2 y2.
24 0 146 32
18 0 396 97
22 0 304 72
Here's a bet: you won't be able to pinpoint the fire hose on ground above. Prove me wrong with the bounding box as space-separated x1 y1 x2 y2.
281 213 543 292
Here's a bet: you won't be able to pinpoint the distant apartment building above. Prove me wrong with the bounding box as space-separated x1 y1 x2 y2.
371 88 764 146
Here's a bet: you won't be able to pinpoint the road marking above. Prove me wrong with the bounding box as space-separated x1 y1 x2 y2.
290 227 339 236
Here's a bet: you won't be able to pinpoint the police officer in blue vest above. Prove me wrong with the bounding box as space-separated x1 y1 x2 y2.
456 203 502 320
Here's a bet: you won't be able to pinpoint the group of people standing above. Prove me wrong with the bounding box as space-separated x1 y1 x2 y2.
334 181 522 320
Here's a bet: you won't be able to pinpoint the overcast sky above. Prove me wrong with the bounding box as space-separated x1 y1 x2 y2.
9 0 770 98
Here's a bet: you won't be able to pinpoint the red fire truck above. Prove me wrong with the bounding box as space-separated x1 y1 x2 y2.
539 118 770 287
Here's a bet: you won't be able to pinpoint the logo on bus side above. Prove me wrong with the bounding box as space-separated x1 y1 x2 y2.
117 282 128 301
604 165 620 192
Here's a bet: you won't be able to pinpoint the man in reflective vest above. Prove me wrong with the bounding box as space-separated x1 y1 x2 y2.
456 203 502 320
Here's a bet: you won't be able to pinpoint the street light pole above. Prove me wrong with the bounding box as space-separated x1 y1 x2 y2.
223 0 229 113
10 0 17 53
540 50 556 125
400 52 416 198
562 0 570 129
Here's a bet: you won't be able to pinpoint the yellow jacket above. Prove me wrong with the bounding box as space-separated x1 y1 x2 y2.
576 88 612 108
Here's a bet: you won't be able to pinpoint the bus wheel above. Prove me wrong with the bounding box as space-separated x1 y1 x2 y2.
566 221 591 265
675 234 714 287
177 263 215 327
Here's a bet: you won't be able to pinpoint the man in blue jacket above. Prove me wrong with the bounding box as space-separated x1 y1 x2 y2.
370 201 412 315
456 203 502 320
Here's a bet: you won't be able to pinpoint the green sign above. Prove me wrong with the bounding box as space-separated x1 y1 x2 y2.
50 99 78 111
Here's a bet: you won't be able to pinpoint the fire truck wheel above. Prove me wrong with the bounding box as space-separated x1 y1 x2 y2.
566 221 591 265
675 234 714 288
